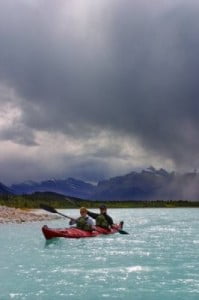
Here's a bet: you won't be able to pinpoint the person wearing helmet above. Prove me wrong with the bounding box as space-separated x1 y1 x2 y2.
69 207 94 231
87 205 113 230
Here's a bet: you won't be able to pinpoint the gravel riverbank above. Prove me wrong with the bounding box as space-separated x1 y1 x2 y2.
0 206 60 224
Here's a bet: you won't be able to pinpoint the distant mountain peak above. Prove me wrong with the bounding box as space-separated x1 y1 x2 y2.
143 166 169 177
22 180 38 186
146 166 156 172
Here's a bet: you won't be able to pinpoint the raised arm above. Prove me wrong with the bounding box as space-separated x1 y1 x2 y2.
87 210 99 219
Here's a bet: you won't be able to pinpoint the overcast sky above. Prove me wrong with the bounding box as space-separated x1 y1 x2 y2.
1 0 199 184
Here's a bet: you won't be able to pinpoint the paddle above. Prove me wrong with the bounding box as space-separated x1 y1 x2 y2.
40 204 76 221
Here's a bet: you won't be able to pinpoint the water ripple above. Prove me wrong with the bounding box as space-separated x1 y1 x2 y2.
1 208 199 300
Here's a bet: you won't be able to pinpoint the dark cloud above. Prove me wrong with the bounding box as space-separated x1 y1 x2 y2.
0 126 37 145
1 0 199 183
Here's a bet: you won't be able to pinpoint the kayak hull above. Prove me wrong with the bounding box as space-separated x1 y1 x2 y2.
42 224 122 239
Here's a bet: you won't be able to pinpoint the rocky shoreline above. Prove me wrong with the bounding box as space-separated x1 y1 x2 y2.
0 206 60 224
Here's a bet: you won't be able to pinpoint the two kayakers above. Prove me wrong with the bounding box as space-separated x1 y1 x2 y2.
69 205 114 231
69 207 94 231
87 205 114 230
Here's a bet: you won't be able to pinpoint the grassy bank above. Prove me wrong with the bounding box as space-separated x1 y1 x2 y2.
1 193 199 209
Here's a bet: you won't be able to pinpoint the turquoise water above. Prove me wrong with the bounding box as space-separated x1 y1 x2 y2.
0 208 199 300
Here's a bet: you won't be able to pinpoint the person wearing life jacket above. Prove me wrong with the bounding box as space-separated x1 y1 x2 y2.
69 207 94 231
87 205 113 229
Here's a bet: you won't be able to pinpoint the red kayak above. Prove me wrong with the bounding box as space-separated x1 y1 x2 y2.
42 223 123 239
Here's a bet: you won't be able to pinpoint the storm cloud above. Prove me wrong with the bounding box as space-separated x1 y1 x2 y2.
1 0 199 184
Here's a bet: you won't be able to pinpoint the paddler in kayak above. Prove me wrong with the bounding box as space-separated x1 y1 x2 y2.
87 205 113 230
69 207 94 231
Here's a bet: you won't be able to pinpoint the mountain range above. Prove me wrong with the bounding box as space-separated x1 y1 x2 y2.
10 178 95 199
1 167 199 201
0 182 13 195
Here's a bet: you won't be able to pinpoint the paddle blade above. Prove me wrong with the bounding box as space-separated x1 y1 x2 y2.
118 221 129 234
40 204 57 214
118 229 129 234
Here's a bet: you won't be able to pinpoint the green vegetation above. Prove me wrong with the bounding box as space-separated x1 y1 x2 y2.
0 192 199 209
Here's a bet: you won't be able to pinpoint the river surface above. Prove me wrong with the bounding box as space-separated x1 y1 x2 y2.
0 208 199 299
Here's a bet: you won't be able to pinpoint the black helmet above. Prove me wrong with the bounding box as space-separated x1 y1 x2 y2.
99 204 107 209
